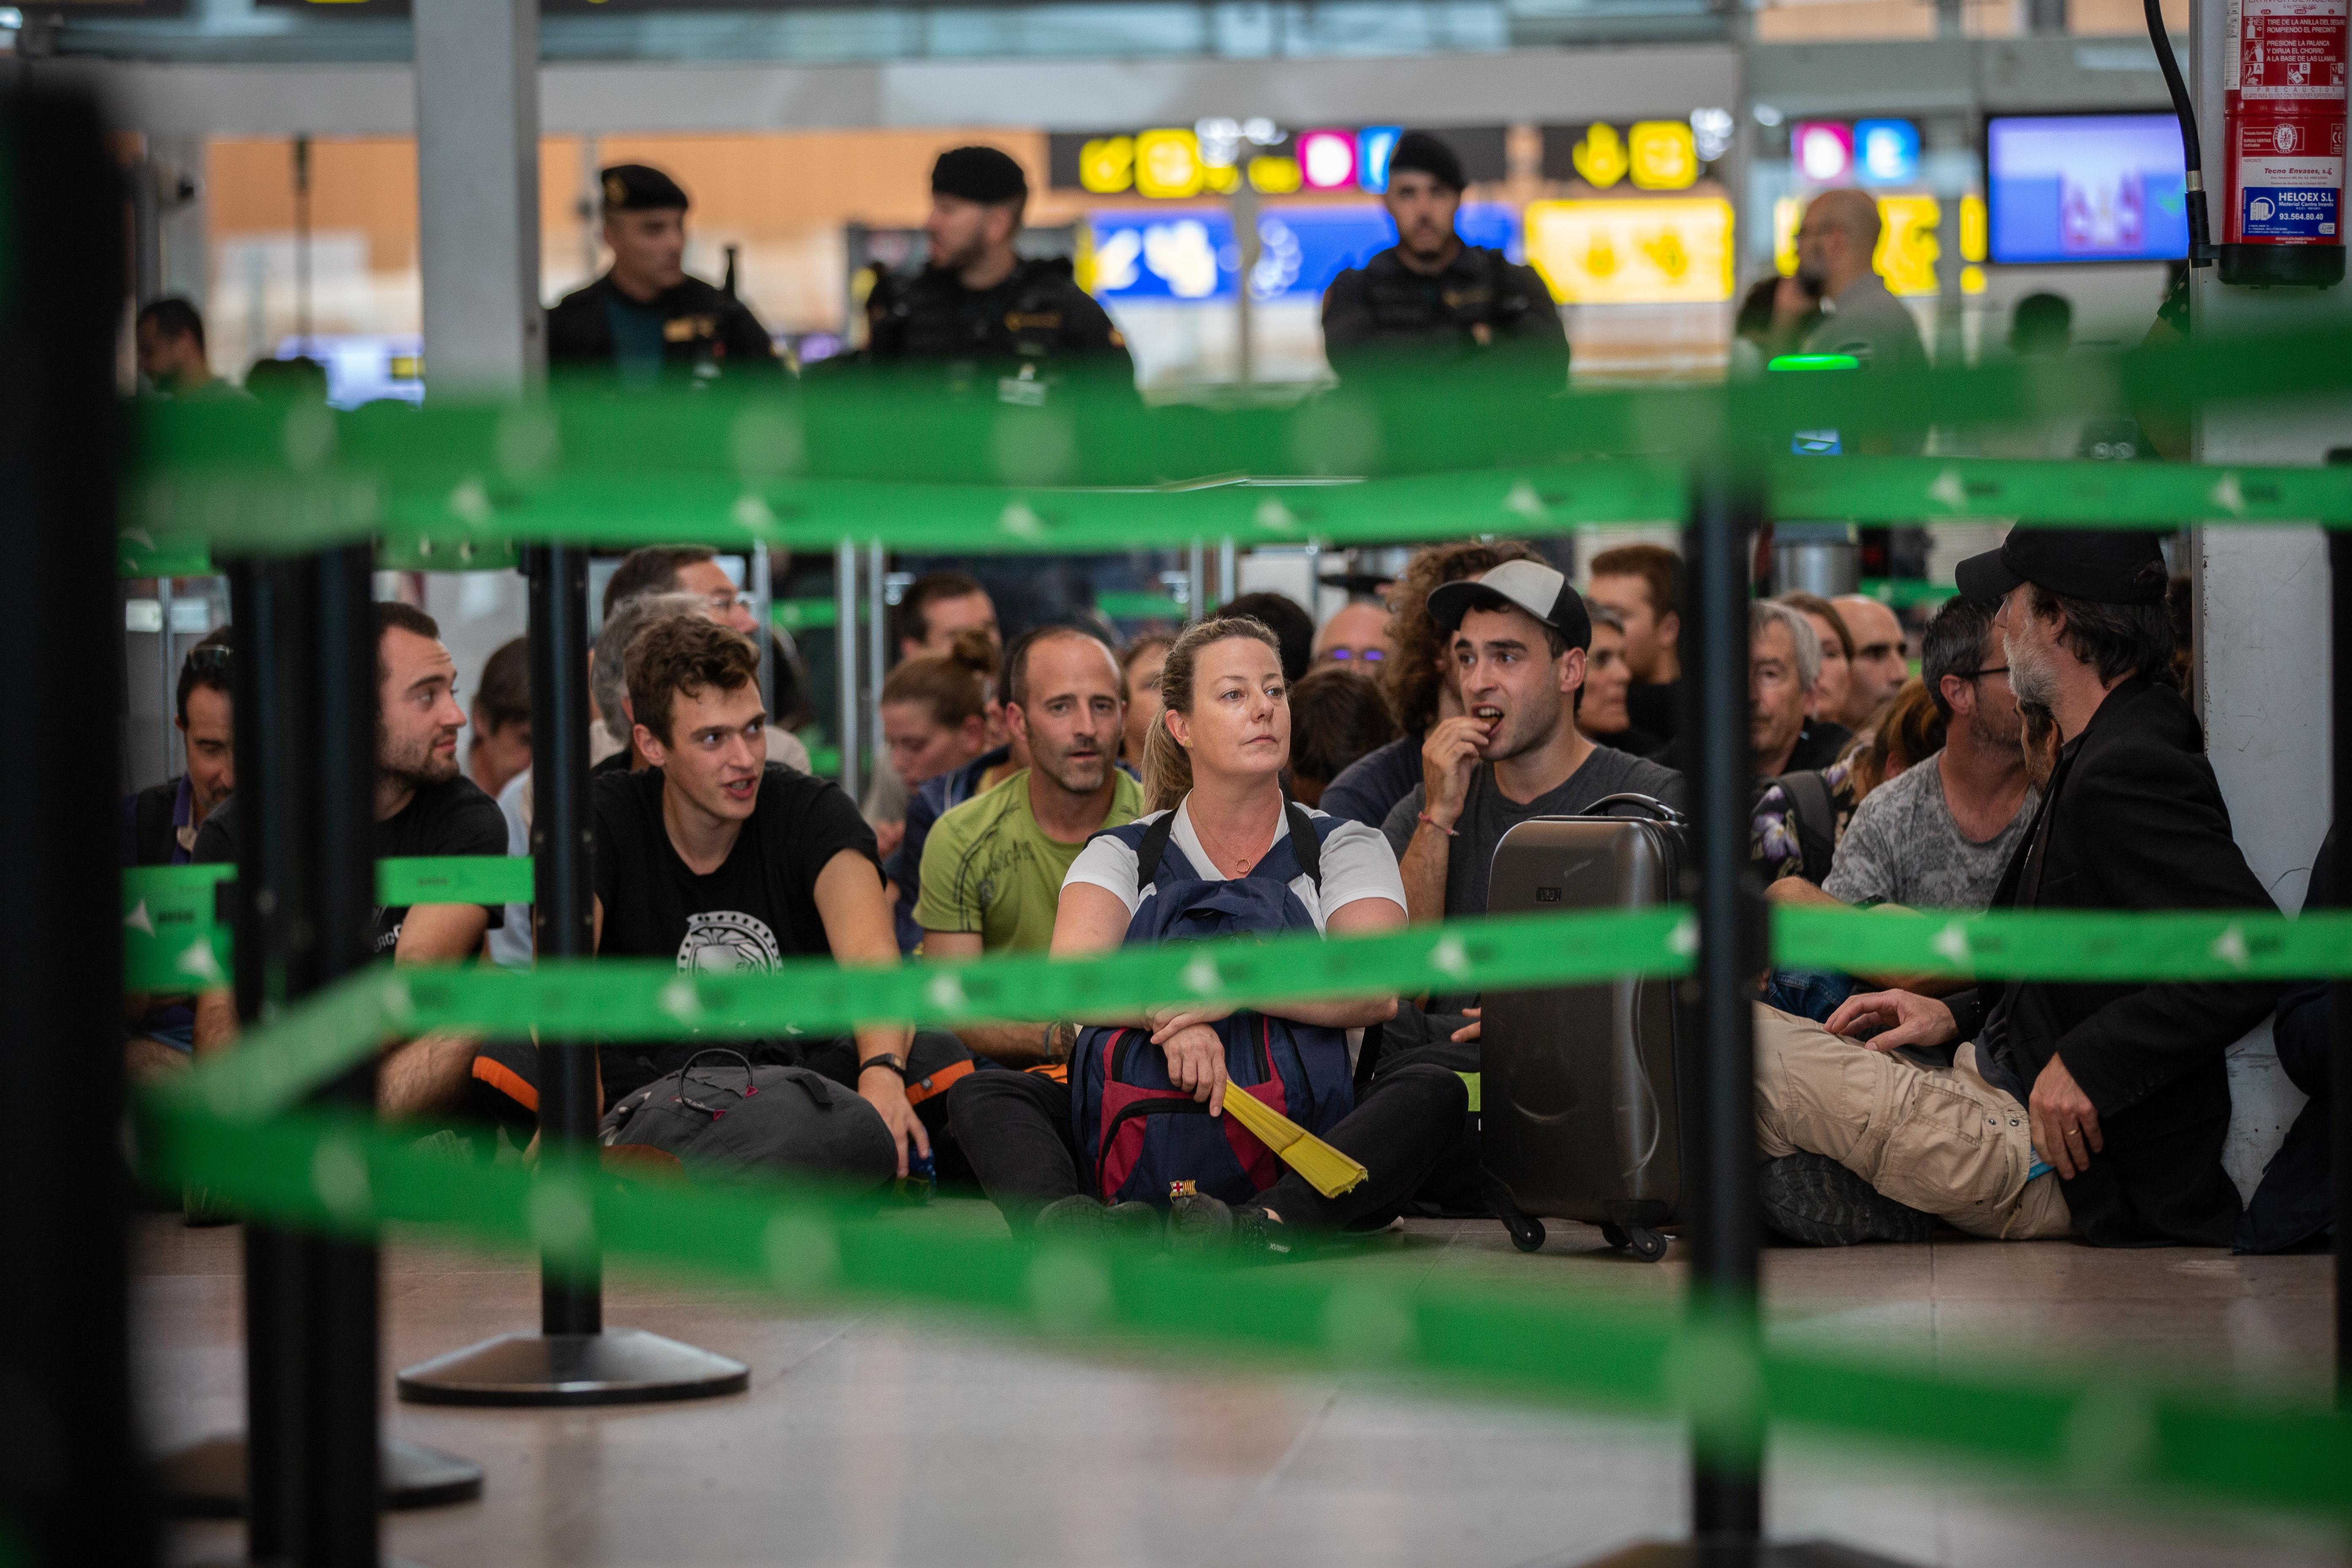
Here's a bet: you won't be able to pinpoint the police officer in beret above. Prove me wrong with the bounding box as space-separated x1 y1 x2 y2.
858 146 1133 392
546 164 783 385
1320 131 1567 382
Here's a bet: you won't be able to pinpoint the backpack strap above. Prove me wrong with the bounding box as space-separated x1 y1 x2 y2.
1134 810 1179 893
1284 799 1324 891
1777 769 1839 885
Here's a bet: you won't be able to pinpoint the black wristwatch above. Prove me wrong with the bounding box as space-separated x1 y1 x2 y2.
858 1053 909 1081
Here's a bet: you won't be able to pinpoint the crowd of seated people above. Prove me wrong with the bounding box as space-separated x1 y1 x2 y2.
145 524 2328 1258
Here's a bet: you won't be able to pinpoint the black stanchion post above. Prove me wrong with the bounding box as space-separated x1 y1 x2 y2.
1578 467 1912 1568
534 541 603 1337
396 543 747 1406
1685 465 1766 1548
2332 526 2351 1407
158 560 483 1533
303 543 383 1566
0 82 151 1568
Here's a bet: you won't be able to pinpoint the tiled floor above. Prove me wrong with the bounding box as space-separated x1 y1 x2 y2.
140 1207 2345 1568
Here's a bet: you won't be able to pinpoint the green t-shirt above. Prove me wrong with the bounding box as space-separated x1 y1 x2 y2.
914 768 1144 954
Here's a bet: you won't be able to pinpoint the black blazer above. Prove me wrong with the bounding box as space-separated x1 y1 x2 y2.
1953 677 2281 1247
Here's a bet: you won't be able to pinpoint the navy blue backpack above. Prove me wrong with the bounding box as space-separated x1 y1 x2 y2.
1070 799 1356 1209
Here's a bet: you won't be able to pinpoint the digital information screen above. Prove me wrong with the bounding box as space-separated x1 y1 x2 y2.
1083 202 1520 303
1985 113 2190 264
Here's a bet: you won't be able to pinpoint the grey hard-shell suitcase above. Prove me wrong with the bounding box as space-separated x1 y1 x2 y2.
1477 794 1691 1262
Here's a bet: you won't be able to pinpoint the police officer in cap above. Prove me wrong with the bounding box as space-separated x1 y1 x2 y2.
861 146 1133 389
1321 132 1567 381
547 164 782 385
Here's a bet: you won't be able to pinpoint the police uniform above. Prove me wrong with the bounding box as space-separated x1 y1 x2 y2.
1319 132 1567 381
852 146 1134 390
545 165 783 384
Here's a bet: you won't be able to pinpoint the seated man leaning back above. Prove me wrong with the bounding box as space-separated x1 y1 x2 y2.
1755 527 2280 1248
916 624 1144 1063
470 616 965 1174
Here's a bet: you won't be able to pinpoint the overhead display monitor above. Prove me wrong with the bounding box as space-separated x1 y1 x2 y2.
1985 113 2190 264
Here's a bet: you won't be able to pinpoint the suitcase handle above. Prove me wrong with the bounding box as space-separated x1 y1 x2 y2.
1582 792 1685 825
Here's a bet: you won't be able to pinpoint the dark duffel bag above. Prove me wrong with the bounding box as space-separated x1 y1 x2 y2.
598 1047 897 1189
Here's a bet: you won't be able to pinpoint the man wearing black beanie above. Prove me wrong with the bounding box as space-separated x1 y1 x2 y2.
855 144 1133 386
546 163 782 385
1320 130 1567 383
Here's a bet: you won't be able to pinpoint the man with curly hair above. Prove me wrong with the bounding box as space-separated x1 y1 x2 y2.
1317 539 1537 829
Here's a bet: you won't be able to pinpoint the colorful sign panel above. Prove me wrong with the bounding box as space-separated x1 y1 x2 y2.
1522 197 1735 305
1084 202 1520 302
1051 127 1505 199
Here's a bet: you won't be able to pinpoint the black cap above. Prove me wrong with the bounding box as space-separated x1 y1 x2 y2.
1428 560 1593 653
601 164 689 214
1387 131 1466 193
931 146 1028 205
1954 527 2167 605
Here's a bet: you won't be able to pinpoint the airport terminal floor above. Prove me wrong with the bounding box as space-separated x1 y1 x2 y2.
143 1209 2338 1568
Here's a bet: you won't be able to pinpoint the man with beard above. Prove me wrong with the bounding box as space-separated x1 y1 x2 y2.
1755 528 2279 1249
1383 560 1684 933
192 605 509 1075
546 164 782 386
1320 131 1567 383
859 146 1132 383
1807 595 2039 913
917 626 1144 1063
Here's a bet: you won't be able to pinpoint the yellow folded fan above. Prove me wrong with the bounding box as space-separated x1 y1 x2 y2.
1221 1085 1368 1198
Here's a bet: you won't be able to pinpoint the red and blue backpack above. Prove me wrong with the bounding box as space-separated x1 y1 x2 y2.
1069 800 1356 1209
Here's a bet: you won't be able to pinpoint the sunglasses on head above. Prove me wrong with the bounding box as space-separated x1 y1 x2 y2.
185 645 233 676
1324 648 1385 663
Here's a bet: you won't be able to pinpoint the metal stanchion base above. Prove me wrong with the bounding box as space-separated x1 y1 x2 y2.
1552 1538 1919 1567
394 1329 749 1408
155 1433 484 1517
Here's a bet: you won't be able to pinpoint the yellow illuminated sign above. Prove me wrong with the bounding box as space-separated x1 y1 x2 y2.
1524 197 1735 305
1959 193 1987 263
1247 156 1302 194
1134 129 1204 200
1875 194 1940 297
1570 124 1629 188
1079 136 1135 195
1628 122 1699 190
1774 196 1802 276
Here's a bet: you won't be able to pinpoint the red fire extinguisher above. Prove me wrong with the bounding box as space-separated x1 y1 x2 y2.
2221 0 2349 286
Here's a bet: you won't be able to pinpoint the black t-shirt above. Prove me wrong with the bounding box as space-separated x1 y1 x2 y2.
193 776 508 956
590 763 879 970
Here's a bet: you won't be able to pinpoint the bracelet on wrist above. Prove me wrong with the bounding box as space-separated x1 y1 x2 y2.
1416 810 1458 838
858 1053 909 1081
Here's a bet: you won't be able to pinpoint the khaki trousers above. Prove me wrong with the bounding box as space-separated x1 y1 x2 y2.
1752 1003 2072 1241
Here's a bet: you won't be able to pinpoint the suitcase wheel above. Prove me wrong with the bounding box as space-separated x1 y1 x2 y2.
1624 1225 1670 1263
1501 1213 1546 1253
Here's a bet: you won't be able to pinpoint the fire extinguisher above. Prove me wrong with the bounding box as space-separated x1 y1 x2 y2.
2220 0 2349 285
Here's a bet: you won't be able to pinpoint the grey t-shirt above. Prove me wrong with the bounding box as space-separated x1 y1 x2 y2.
1381 744 1687 920
1821 756 2037 911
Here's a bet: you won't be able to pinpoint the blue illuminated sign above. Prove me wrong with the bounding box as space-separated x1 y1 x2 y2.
1853 119 1921 186
1088 202 1520 301
1358 127 1403 193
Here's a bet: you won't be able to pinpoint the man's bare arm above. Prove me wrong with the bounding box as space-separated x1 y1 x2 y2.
922 930 1057 1065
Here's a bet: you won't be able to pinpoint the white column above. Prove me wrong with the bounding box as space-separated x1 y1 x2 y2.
2189 0 2347 1193
414 0 543 391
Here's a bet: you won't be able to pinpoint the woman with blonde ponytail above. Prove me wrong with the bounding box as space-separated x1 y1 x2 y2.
947 615 1469 1257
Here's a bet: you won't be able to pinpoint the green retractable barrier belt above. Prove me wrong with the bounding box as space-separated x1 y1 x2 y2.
145 905 2352 1128
121 858 530 991
130 1092 2352 1522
